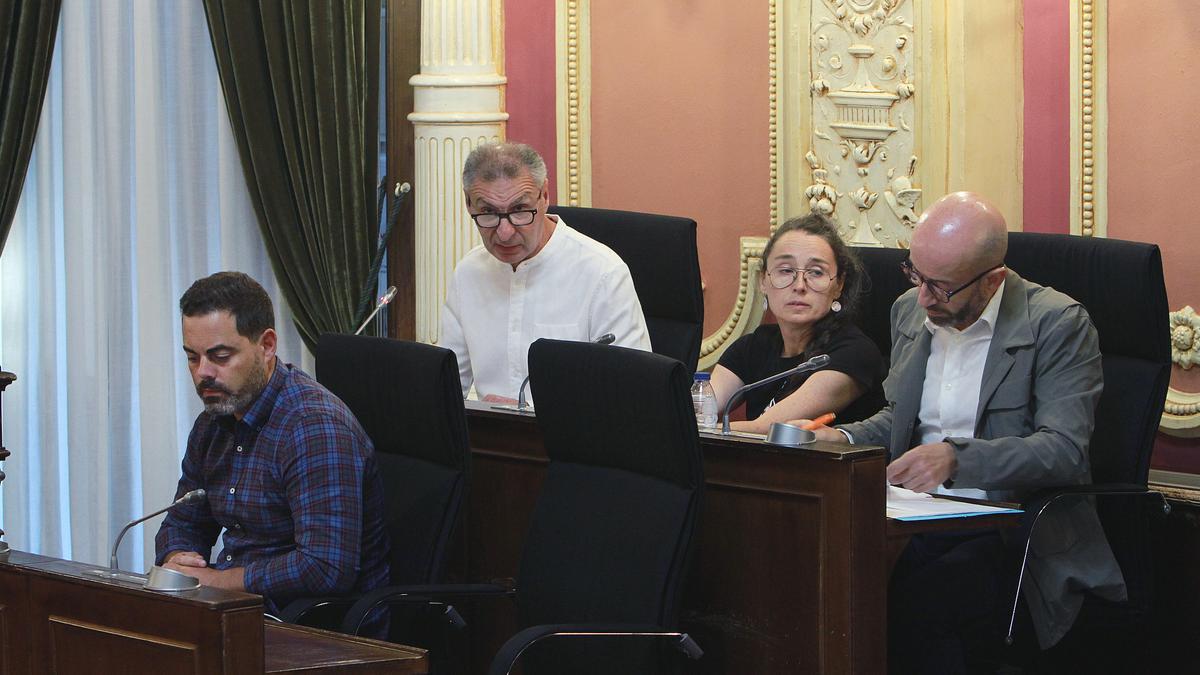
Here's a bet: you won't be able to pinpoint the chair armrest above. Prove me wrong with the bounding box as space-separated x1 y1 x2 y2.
278 596 352 624
488 623 703 675
1005 483 1171 645
340 582 515 636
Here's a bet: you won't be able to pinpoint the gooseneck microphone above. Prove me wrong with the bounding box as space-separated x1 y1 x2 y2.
354 286 398 336
720 354 831 434
516 332 616 411
110 488 207 570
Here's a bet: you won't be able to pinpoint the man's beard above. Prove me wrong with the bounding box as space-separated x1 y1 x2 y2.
196 361 269 416
926 286 986 329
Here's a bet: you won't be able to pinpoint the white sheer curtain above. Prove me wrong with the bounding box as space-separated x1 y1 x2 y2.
0 1 312 571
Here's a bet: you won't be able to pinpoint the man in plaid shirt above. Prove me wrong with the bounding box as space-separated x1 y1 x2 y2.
155 272 389 628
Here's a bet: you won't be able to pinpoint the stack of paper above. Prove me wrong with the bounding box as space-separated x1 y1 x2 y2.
886 486 1023 521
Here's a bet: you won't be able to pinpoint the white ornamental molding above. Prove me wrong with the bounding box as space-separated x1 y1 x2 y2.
1070 0 1107 237
410 0 507 343
1163 306 1200 437
556 0 591 206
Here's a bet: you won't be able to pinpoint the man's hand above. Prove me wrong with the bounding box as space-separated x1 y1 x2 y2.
162 550 207 569
787 419 844 442
886 442 958 493
481 393 518 404
162 551 245 591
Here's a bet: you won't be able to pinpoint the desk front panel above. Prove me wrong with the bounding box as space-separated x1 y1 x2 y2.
458 404 888 674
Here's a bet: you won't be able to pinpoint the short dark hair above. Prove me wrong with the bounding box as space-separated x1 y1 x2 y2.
762 212 866 355
462 142 548 191
179 272 275 339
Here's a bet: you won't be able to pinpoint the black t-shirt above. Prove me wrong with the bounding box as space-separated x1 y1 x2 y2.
717 322 886 423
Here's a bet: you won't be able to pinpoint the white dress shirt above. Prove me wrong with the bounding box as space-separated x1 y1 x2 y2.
916 279 1006 498
438 216 652 400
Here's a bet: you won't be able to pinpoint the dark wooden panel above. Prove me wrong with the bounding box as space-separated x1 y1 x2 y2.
458 403 890 674
264 622 428 674
48 616 199 674
0 550 427 674
0 563 30 675
385 0 421 340
682 482 824 673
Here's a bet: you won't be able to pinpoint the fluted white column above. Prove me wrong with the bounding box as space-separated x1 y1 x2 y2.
410 0 507 343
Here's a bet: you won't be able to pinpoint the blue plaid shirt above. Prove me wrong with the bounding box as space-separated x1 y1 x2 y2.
155 359 389 619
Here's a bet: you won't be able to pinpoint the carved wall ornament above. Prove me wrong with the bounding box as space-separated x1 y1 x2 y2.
1171 306 1200 370
1161 306 1200 437
804 151 838 215
810 0 920 249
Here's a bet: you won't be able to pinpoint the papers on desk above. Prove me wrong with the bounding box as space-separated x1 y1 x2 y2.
886 486 1023 521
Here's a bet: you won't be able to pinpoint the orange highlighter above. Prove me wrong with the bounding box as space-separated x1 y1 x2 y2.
801 413 836 431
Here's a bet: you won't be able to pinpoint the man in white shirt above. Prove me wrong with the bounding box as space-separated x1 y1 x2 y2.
439 142 651 402
804 192 1124 672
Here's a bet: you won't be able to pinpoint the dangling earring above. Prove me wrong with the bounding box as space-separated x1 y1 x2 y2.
831 299 842 313
763 297 769 311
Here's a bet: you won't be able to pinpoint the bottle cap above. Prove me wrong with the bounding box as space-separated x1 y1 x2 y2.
694 372 711 381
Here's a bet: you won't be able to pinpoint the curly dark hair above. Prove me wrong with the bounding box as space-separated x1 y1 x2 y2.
179 271 275 340
762 212 866 356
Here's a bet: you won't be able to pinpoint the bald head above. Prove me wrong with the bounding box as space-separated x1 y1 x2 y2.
908 192 1010 329
911 192 1007 273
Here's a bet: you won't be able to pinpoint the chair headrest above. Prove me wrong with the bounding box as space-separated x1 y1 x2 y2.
1006 232 1169 365
547 205 703 325
316 333 469 470
528 338 702 489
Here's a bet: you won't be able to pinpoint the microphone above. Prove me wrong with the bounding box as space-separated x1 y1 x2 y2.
516 332 617 411
110 489 206 570
354 286 398 336
720 354 831 435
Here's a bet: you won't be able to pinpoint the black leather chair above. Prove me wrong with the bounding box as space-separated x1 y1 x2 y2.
280 334 470 643
341 338 705 674
1001 233 1171 670
854 233 1172 668
549 205 704 372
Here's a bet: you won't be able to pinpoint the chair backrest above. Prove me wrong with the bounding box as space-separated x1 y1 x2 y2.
1005 232 1170 486
316 334 470 585
853 234 1170 485
520 338 703 673
852 246 911 359
548 205 704 372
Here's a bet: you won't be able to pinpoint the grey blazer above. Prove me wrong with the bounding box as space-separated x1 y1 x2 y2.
842 270 1126 648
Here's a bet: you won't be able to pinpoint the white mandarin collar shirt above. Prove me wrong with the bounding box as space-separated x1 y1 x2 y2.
438 216 651 401
916 279 1006 499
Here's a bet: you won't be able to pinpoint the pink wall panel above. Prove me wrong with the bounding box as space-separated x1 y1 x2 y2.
588 1 770 336
504 0 557 202
1022 0 1070 234
1108 3 1200 472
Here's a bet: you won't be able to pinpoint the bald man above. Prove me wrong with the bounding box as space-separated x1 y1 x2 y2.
804 192 1125 671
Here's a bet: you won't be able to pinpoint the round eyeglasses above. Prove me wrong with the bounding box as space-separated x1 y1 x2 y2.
766 266 835 292
469 209 538 228
900 258 1003 304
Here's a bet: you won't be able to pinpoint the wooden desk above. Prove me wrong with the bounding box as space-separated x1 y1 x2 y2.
455 402 890 674
0 550 427 674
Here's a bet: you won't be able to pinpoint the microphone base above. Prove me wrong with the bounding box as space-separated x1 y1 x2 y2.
491 404 536 415
145 565 201 592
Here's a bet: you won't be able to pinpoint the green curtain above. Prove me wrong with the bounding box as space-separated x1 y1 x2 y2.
0 0 61 255
203 0 381 350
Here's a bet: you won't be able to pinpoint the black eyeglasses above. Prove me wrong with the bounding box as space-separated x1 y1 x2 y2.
469 209 538 228
766 266 836 292
900 258 1003 304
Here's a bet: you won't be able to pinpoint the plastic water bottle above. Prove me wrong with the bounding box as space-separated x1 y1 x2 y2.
692 372 718 429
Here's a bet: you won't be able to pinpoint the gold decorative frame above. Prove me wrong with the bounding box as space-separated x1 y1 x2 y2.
1070 0 1107 237
556 0 591 206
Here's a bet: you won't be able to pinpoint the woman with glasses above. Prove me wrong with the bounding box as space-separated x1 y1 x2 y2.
711 213 885 434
